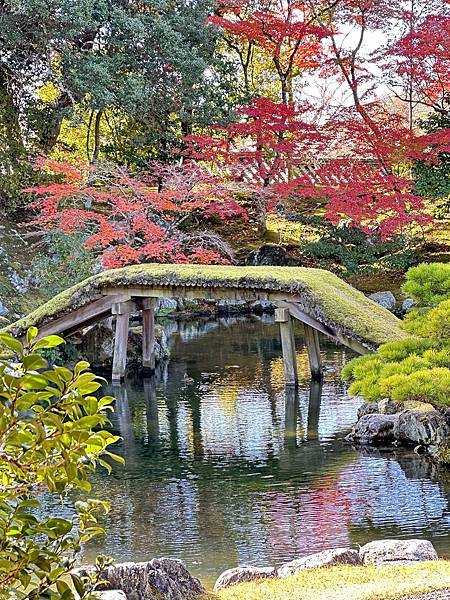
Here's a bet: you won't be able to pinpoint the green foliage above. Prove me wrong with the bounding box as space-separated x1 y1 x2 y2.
0 0 241 178
414 112 450 217
344 262 450 407
402 262 450 306
32 232 96 297
0 327 122 598
289 216 417 276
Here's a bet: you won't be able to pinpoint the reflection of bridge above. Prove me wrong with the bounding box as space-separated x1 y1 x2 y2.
7 264 407 385
110 376 352 478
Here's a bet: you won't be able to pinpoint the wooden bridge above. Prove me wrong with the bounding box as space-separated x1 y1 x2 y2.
6 264 408 385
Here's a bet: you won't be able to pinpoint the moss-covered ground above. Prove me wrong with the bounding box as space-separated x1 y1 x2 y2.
5 263 409 347
205 562 450 600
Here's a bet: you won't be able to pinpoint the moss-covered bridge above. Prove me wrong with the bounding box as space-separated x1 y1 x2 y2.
7 264 407 384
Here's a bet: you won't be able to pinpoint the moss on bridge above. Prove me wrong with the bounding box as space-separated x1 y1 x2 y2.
5 264 408 348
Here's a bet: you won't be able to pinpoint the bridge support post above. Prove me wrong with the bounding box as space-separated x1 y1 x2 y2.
303 324 323 380
111 302 132 382
275 307 298 387
142 298 157 374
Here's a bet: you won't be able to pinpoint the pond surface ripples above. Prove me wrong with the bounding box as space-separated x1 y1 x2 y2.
80 316 450 585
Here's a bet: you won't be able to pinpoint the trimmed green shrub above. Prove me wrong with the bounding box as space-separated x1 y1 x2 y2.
402 263 450 307
343 262 450 407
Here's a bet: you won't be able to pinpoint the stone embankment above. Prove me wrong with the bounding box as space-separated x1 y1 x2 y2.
347 399 450 463
80 538 440 598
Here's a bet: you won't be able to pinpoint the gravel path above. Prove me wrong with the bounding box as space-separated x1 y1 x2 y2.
400 592 450 599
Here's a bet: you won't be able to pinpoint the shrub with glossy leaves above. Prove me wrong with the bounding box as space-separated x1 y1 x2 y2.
0 327 122 599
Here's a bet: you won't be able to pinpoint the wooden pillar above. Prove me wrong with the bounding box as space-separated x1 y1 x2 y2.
111 300 134 382
142 298 157 374
303 324 323 380
275 307 298 387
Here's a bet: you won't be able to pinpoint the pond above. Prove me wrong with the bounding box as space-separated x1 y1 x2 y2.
81 316 450 586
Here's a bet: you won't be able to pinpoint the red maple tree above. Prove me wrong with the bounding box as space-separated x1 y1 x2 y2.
210 0 331 102
185 97 319 234
199 0 449 238
25 159 245 268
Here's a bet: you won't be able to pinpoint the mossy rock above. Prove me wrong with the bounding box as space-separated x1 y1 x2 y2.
4 264 409 349
402 400 436 412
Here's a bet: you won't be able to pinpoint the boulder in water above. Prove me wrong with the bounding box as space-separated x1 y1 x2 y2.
393 409 450 447
346 413 397 445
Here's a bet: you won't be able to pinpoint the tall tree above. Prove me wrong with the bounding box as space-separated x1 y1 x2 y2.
0 0 237 206
210 0 332 103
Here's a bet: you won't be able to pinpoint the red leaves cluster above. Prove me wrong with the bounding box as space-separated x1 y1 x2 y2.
209 1 329 70
385 14 450 112
26 161 244 268
185 95 450 237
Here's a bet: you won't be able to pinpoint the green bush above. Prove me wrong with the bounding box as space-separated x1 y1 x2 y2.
32 232 96 297
402 263 450 307
343 262 450 407
0 327 122 599
287 215 418 275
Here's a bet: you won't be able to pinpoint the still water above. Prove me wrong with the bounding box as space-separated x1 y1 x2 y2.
82 316 450 585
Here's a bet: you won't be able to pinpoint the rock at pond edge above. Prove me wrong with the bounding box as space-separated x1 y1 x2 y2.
346 414 397 445
214 566 276 590
277 548 361 578
359 539 438 565
75 557 204 600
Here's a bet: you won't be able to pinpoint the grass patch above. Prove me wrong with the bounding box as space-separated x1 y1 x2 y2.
207 561 450 600
5 264 408 348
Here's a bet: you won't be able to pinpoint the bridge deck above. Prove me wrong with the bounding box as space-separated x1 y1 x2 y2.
5 264 407 352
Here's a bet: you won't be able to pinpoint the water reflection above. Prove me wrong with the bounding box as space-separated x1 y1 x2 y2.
81 317 450 585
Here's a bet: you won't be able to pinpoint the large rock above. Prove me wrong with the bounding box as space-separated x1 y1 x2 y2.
214 566 276 590
402 298 415 312
249 300 275 315
82 558 204 600
158 298 178 312
378 398 401 415
393 409 450 447
95 593 127 600
357 402 378 419
368 291 396 310
78 321 169 370
244 245 299 266
346 413 397 445
217 299 249 316
360 539 438 565
277 548 361 578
